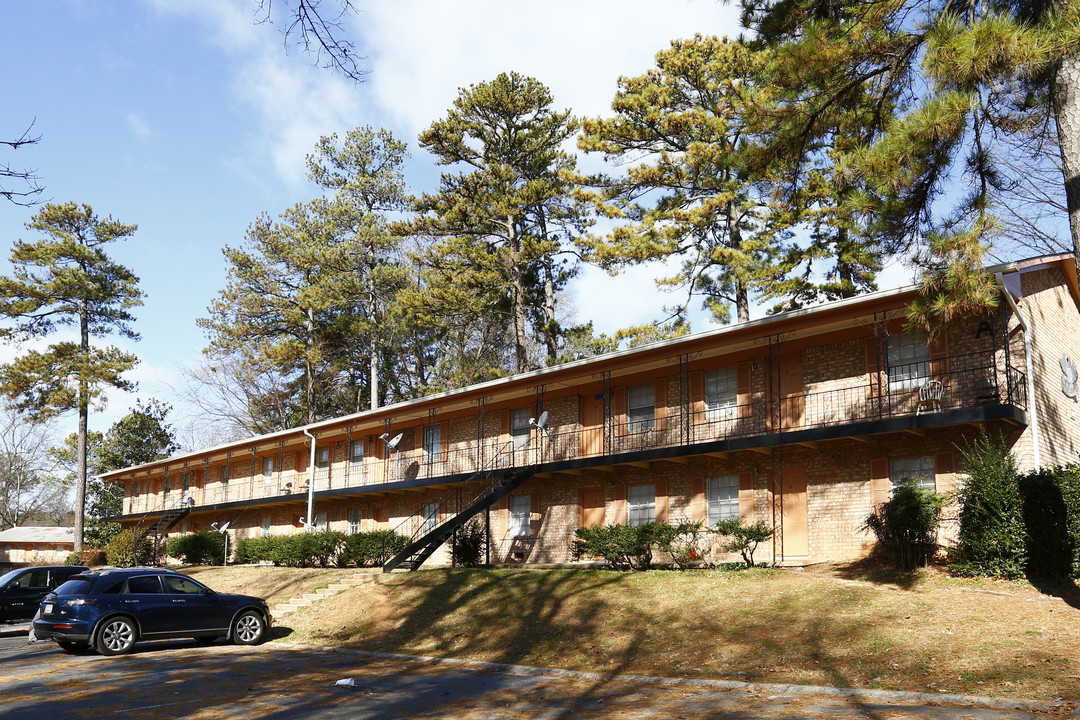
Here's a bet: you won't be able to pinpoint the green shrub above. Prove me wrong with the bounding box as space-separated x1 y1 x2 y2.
1019 468 1076 582
652 521 706 569
339 531 410 567
234 536 269 565
712 519 775 568
105 528 151 568
571 524 657 570
953 430 1026 578
451 518 487 567
1056 464 1080 577
166 529 226 565
862 481 945 571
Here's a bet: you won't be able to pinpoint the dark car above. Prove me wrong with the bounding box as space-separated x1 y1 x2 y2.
0 566 88 623
33 567 271 655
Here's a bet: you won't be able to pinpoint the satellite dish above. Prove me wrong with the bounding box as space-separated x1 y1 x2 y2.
403 461 420 482
386 433 403 450
218 522 230 533
531 411 549 431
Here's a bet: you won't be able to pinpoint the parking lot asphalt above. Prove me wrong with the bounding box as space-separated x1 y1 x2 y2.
0 624 1073 720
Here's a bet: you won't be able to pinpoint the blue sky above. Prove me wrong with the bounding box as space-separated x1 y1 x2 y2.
2 0 890 448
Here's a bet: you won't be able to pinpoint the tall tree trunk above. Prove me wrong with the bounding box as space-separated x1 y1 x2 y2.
543 255 558 364
368 265 379 410
1052 42 1080 285
75 304 88 553
305 305 317 425
508 216 529 373
727 198 750 323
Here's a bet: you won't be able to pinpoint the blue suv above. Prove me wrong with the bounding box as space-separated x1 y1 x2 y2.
33 567 271 655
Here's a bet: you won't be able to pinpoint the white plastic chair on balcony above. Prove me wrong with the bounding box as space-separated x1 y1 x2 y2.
916 380 943 415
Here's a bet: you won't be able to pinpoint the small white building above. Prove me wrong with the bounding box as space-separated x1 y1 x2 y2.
0 527 75 573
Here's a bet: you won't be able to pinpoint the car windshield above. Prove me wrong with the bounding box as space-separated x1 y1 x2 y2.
52 578 93 596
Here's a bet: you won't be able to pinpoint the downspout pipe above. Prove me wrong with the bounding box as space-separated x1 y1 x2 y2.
302 427 317 531
996 272 1041 469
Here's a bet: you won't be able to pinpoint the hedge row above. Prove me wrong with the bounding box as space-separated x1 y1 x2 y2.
571 520 773 571
232 530 410 568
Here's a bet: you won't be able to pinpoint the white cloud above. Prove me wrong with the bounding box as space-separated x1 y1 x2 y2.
126 111 152 139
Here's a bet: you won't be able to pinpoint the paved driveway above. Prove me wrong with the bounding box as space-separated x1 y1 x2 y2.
0 625 1064 719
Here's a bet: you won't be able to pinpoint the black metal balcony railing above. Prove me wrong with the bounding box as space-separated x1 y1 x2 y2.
126 349 1026 512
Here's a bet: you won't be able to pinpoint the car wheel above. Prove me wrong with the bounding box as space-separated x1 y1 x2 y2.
231 611 265 645
57 640 88 653
96 617 137 656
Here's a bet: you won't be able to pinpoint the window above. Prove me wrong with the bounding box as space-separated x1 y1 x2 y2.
707 475 740 524
260 517 271 538
627 483 656 526
887 331 930 390
349 440 364 470
163 576 205 594
181 469 190 495
221 465 230 499
705 367 738 420
262 457 274 485
511 407 532 449
127 576 163 594
421 502 439 534
314 512 327 532
509 495 531 537
163 473 171 494
316 446 330 480
627 383 655 432
890 456 936 492
423 425 441 459
348 509 362 535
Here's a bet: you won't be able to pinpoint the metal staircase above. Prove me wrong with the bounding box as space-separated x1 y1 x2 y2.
382 442 538 573
135 498 193 565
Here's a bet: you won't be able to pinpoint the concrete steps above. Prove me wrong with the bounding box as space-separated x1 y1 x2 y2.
271 571 377 618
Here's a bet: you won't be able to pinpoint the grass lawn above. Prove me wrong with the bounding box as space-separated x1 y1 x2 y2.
185 563 1080 702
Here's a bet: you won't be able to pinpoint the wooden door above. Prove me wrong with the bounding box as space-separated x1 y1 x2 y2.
780 352 805 430
580 395 604 456
580 487 606 528
781 466 809 557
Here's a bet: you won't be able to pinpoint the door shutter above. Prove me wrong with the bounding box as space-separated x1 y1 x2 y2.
499 409 511 448
738 471 754 522
530 492 542 536
690 477 706 522
929 333 950 377
654 479 669 524
737 361 752 418
613 483 628 524
870 458 890 508
412 503 422 534
865 336 880 398
497 496 509 538
654 378 668 431
614 387 626 436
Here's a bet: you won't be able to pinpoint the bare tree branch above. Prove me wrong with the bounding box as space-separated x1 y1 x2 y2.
253 0 368 83
2 121 44 206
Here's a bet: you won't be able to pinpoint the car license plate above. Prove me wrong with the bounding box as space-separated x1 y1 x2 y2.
43 603 53 614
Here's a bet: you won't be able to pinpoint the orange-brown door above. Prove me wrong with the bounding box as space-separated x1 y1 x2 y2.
580 487 606 528
580 395 604 456
780 352 805 430
781 466 808 557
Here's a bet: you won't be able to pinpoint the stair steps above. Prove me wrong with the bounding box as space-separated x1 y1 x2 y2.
271 571 376 618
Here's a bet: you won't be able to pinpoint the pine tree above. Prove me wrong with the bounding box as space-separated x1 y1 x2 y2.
579 35 789 325
0 202 143 551
405 72 592 375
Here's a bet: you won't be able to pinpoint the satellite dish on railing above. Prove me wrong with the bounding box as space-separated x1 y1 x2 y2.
382 432 403 450
530 410 549 431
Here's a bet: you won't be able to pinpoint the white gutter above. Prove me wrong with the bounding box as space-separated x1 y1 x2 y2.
302 427 317 531
997 272 1041 469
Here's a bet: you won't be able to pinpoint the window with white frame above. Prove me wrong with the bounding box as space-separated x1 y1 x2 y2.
627 383 655 432
348 509 362 535
260 517 271 538
314 512 327 532
262 456 274 485
316 446 330 480
511 407 532 449
509 494 531 537
705 367 738 420
421 502 439 534
889 455 936 492
349 440 364 472
627 483 656 526
886 331 930 390
707 475 740 524
423 425 441 460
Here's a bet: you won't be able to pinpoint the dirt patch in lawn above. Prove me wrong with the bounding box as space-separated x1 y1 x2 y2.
184 562 1080 703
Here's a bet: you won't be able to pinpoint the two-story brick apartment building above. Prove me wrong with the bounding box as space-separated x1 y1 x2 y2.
103 253 1080 567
